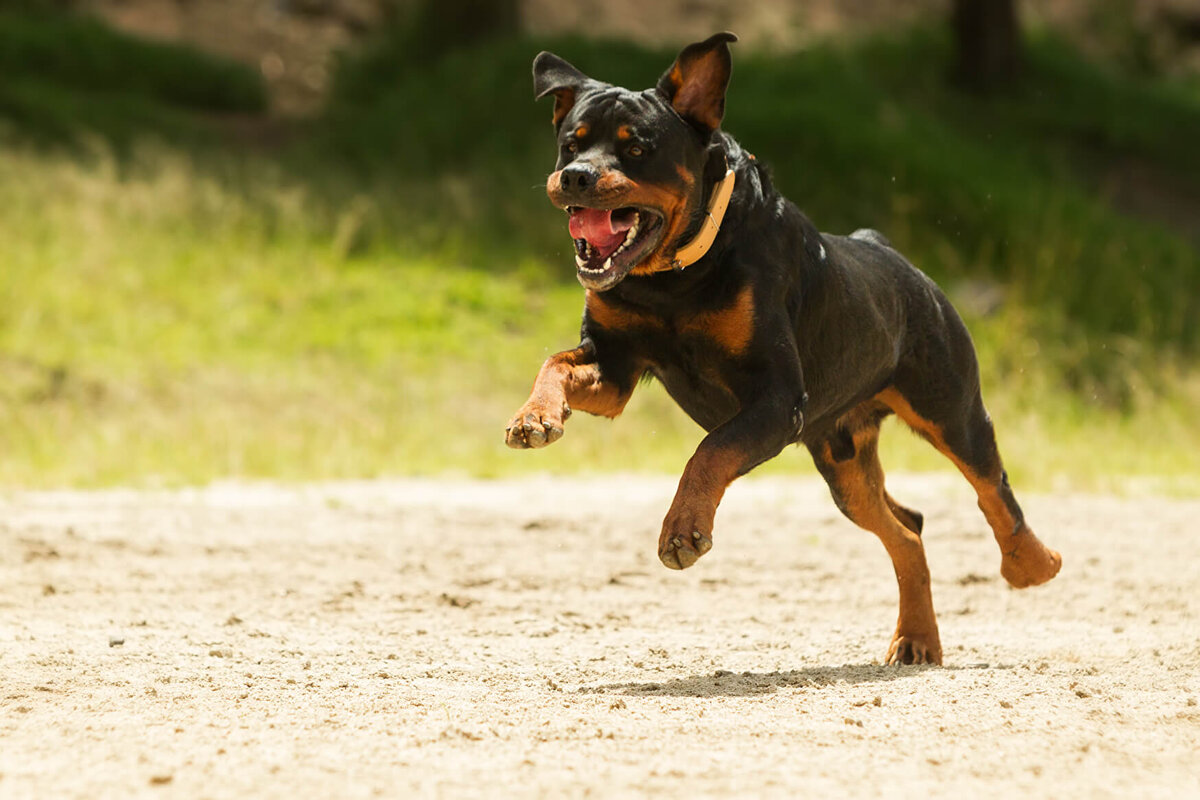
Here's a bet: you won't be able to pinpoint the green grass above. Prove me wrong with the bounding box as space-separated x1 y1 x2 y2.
0 17 1197 490
0 144 703 485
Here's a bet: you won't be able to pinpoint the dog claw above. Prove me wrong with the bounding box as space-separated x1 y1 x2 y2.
506 405 566 449
503 424 530 449
660 546 698 570
658 527 712 571
885 634 942 666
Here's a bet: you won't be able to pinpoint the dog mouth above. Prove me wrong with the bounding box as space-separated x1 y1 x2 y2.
566 206 665 290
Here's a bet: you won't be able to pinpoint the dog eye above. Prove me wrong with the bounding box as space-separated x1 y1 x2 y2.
627 145 645 157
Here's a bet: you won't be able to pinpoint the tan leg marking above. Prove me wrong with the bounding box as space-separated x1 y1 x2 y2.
505 347 639 449
818 430 943 666
875 387 1062 588
657 444 745 570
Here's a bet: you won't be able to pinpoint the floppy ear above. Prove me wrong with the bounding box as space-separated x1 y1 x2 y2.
657 32 737 136
533 51 589 128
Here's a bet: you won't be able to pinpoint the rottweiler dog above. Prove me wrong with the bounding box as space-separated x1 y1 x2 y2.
505 32 1062 665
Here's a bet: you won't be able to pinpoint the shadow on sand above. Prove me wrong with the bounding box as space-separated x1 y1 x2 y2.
579 663 951 698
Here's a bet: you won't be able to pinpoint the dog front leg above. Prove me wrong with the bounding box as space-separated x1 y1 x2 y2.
505 340 639 449
658 386 805 569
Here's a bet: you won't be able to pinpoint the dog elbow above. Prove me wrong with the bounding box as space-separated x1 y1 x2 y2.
792 392 807 438
757 398 804 451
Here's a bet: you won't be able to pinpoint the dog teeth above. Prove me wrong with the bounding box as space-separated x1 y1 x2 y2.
609 212 641 259
622 213 640 249
576 212 643 276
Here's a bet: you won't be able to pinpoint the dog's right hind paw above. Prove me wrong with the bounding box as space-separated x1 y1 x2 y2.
1000 528 1062 588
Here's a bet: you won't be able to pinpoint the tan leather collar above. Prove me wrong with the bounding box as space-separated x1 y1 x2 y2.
670 168 736 270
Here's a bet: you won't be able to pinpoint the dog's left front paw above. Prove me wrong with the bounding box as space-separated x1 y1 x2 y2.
657 506 714 570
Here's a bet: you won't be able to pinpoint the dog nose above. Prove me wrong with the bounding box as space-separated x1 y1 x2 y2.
560 163 598 191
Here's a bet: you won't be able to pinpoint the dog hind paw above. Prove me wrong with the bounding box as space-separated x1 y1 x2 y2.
886 633 942 666
1000 528 1062 589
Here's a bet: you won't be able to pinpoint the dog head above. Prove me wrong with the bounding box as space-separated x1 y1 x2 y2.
533 32 737 291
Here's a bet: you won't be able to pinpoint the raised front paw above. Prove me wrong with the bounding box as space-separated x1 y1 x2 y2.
504 400 570 449
657 503 715 570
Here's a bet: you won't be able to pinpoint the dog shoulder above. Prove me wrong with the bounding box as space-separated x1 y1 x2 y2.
848 228 893 249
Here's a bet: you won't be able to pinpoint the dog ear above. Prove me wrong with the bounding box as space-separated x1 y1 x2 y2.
657 32 738 136
533 52 589 128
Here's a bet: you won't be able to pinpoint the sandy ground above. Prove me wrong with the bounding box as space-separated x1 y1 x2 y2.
2 474 1198 798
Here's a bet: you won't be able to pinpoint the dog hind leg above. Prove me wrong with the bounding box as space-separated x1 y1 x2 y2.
810 418 942 666
884 492 924 535
879 387 1062 589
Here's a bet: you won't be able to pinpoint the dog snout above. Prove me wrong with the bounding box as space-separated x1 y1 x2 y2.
560 163 598 192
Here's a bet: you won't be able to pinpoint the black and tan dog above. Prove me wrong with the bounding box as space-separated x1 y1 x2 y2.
505 33 1062 665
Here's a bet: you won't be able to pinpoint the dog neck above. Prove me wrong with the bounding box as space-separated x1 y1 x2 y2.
671 167 736 270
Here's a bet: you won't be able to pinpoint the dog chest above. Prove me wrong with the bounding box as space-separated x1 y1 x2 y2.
646 339 742 432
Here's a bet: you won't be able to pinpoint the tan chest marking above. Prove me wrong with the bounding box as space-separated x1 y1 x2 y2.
586 285 755 358
678 286 756 356
585 291 662 332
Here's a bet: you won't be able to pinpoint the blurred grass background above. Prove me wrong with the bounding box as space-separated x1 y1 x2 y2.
1 1 1198 491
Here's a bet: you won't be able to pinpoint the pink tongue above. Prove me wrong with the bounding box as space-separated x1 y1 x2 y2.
568 208 634 259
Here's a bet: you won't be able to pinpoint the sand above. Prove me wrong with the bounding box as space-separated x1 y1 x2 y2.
3 474 1198 798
